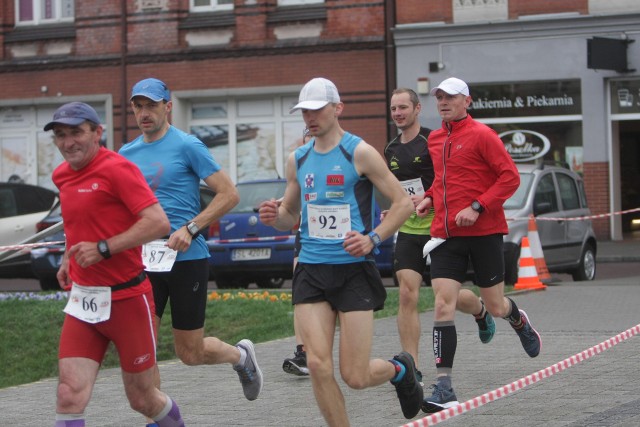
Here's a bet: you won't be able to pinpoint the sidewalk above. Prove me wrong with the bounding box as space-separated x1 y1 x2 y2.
3 272 640 426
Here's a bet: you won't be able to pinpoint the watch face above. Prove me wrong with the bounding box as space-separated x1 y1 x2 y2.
187 222 198 235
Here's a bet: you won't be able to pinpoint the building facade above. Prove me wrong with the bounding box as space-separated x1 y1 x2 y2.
0 0 391 188
393 0 640 240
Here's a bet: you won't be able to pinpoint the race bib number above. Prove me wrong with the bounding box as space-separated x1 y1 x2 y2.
400 178 425 197
307 204 351 240
142 240 177 272
64 284 111 324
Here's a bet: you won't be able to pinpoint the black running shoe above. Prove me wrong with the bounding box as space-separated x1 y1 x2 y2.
391 351 423 419
282 349 309 376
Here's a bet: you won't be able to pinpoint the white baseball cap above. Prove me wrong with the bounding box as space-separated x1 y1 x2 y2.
429 77 470 96
290 78 341 113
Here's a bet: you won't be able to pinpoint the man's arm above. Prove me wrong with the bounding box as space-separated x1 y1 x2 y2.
69 202 170 268
259 152 301 231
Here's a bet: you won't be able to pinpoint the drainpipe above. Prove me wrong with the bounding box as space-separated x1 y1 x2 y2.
384 0 397 143
120 0 128 149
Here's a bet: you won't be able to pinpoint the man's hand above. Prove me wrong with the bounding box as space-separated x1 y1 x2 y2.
343 231 374 258
56 255 71 290
416 197 433 217
258 198 279 226
68 242 103 269
167 227 193 252
455 206 480 227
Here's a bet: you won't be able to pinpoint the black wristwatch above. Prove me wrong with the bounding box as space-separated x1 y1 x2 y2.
471 200 484 214
185 221 199 237
97 240 111 259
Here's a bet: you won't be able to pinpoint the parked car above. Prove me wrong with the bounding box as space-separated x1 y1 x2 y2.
207 179 394 289
501 163 598 285
0 182 58 278
30 185 217 291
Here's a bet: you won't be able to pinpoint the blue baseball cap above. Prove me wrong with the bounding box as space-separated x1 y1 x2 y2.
130 78 171 102
44 102 101 131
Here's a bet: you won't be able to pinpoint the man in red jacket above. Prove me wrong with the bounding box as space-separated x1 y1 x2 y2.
416 77 541 414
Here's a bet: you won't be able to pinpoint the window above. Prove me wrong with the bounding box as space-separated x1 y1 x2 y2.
556 173 581 210
16 0 74 25
190 0 233 12
278 0 323 5
534 174 559 214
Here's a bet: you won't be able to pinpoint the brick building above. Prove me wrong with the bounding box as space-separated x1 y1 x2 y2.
0 0 391 188
394 0 640 240
1 0 639 240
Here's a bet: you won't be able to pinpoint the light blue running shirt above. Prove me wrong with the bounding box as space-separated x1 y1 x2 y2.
119 125 220 261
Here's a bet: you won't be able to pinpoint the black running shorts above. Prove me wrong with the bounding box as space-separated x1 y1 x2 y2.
394 232 430 274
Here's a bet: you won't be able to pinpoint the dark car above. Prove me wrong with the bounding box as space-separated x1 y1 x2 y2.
207 179 394 289
0 182 59 278
30 185 217 291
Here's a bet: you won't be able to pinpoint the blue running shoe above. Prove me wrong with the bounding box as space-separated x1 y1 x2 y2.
476 308 496 344
421 382 459 413
513 310 541 357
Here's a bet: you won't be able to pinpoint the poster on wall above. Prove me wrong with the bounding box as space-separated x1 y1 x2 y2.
565 146 583 174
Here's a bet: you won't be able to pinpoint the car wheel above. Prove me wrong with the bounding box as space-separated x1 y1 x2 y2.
39 277 61 291
256 278 285 289
215 275 250 289
571 243 596 281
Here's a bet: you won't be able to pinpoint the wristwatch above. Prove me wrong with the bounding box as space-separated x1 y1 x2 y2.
368 231 382 255
97 240 111 259
185 221 199 237
471 200 484 214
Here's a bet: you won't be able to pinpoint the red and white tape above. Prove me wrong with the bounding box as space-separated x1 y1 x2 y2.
508 206 640 222
0 240 65 254
400 323 640 427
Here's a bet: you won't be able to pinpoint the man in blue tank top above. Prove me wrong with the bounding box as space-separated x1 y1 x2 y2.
259 77 423 424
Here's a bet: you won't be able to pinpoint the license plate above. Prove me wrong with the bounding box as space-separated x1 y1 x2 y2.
231 248 271 261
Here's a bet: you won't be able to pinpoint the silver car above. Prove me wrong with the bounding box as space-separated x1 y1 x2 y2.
502 163 597 285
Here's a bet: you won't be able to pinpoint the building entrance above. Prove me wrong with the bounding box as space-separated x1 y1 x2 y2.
619 120 640 238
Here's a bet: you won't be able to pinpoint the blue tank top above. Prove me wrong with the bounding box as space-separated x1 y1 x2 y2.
296 132 376 264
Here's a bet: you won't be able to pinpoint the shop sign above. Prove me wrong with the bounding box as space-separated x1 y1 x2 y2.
468 80 581 118
611 79 640 114
500 130 550 162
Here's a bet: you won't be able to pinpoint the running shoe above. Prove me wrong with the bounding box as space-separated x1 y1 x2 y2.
282 349 309 376
391 351 423 419
476 309 496 344
421 382 459 413
234 339 264 400
513 310 541 358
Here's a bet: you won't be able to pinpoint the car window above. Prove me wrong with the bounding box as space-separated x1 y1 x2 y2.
577 180 589 208
232 181 286 213
556 172 581 210
0 188 17 218
533 174 559 213
16 186 57 215
504 172 533 210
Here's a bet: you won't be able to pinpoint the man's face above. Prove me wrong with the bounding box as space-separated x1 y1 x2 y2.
301 103 342 137
53 122 102 170
131 97 171 140
390 93 420 131
435 90 471 122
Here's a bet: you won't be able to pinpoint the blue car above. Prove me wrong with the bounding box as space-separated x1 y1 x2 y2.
207 179 394 289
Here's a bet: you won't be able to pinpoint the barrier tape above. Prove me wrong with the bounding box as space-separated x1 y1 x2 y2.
508 206 640 222
0 240 65 254
400 323 640 427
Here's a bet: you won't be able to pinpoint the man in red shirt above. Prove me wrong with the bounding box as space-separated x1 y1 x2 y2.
417 78 541 414
47 102 184 427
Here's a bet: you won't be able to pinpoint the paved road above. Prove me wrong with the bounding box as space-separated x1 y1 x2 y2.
2 275 640 426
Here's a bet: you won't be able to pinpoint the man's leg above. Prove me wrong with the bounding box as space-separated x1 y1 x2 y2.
396 269 423 364
295 301 346 426
55 357 100 426
456 289 496 344
122 367 184 427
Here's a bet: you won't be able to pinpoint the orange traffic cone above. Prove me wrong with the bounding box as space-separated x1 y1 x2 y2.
527 215 551 282
514 236 547 291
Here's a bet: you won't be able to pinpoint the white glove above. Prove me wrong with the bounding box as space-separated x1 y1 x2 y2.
422 237 446 258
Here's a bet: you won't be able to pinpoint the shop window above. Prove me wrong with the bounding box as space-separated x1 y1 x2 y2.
16 0 74 25
190 0 233 12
